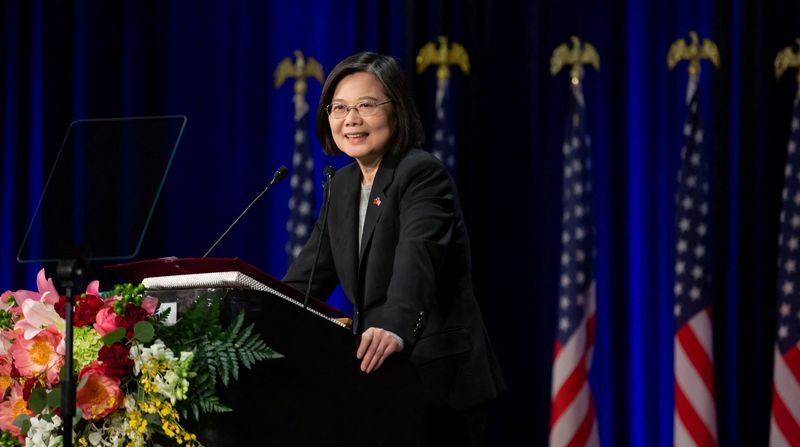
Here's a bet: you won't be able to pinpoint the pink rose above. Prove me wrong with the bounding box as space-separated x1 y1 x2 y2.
141 297 159 315
76 362 122 420
94 307 119 336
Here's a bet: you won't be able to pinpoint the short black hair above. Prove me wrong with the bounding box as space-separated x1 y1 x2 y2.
316 52 424 156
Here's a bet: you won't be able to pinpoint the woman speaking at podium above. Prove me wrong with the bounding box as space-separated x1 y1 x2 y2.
283 51 504 445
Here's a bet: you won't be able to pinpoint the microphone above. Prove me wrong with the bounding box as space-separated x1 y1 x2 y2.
323 165 335 181
203 166 288 258
304 165 335 309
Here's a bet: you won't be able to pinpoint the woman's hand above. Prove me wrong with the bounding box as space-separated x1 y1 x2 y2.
356 327 402 373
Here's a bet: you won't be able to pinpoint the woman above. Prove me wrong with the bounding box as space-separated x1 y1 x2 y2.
283 51 504 444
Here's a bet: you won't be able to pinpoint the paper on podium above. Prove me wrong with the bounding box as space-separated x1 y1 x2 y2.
141 270 348 329
105 257 350 321
143 271 273 291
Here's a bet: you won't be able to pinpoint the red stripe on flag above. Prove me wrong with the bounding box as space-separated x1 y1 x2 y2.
551 356 588 427
675 379 717 447
586 313 596 349
772 384 800 446
677 324 715 395
551 310 596 428
565 393 597 447
784 346 800 386
554 340 563 358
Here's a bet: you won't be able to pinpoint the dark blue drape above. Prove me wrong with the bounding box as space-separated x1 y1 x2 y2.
2 1 800 445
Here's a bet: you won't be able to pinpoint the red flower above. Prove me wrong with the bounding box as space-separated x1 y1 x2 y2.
21 377 37 401
115 304 149 338
54 297 66 319
55 294 106 327
98 344 133 379
73 294 105 326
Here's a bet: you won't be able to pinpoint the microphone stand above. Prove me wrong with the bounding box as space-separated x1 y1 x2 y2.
57 258 84 447
204 166 288 258
303 166 335 309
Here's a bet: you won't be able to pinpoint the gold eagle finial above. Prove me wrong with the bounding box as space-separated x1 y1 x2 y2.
667 31 720 75
416 36 470 81
775 38 800 82
274 50 324 96
550 36 601 85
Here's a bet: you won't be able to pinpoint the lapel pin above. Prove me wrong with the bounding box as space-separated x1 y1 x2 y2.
373 196 381 206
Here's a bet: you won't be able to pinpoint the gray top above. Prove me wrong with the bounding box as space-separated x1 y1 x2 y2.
358 184 372 252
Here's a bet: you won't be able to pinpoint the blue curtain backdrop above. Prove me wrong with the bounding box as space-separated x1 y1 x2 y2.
2 1 799 445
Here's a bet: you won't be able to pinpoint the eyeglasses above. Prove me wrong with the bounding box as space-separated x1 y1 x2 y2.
325 100 391 119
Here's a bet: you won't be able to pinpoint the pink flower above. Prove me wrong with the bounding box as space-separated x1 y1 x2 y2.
0 358 13 398
0 383 31 440
10 326 63 385
15 298 65 341
93 307 119 336
0 330 15 356
76 362 122 420
35 269 61 305
13 269 60 308
0 291 15 312
85 280 100 298
141 297 159 315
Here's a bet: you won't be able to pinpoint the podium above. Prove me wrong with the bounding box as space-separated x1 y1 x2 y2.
107 259 425 447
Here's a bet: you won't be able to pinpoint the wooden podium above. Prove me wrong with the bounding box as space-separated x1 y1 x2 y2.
107 259 425 447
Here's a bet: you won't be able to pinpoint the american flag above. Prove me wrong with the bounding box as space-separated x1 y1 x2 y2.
431 76 456 177
549 80 600 447
672 75 717 447
285 92 315 261
770 85 800 447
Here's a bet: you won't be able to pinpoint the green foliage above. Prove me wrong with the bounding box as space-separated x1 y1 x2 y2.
46 387 60 410
149 305 173 325
0 430 21 447
0 310 13 330
27 388 46 413
155 296 221 348
181 371 232 421
11 415 30 436
102 327 126 346
196 312 280 386
111 283 146 314
156 295 279 421
133 321 155 343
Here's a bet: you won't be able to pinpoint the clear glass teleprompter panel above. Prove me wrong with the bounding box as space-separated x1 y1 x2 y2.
17 115 186 263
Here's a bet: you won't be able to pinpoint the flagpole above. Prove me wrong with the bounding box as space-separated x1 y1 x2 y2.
548 36 601 447
274 51 324 263
769 37 800 447
667 31 720 447
416 36 470 178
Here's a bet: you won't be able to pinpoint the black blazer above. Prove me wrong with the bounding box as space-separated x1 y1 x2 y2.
284 149 504 410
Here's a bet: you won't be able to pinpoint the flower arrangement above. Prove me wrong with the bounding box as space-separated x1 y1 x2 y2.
0 269 277 447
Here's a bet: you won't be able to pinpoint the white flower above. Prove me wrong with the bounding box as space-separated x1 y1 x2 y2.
15 299 65 340
129 339 194 403
123 394 137 411
25 414 63 447
82 414 135 447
